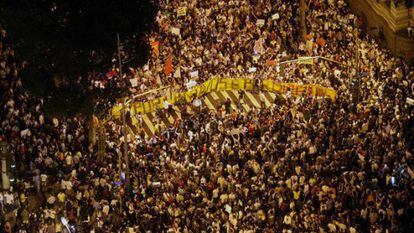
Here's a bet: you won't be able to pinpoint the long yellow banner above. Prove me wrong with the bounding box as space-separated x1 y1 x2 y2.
112 77 336 118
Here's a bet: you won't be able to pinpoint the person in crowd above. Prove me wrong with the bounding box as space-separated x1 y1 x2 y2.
1 0 414 232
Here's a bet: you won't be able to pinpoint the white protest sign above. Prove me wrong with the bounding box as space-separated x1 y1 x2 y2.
130 78 138 87
171 27 180 35
256 19 265 27
21 129 30 137
190 70 199 78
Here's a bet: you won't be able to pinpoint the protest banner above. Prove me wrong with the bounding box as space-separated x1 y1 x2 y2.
112 77 337 117
297 57 314 65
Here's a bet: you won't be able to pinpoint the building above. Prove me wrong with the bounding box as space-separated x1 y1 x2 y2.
348 0 414 60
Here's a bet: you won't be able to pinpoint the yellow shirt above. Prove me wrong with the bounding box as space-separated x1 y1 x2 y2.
57 192 66 203
293 191 301 200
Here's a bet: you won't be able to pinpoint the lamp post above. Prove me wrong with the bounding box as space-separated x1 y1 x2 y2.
300 0 307 42
114 32 174 201
354 17 361 104
117 33 130 190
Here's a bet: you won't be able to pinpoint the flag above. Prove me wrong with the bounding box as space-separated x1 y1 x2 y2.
291 108 296 118
106 69 117 78
316 37 326 47
266 60 277 66
177 7 187 17
164 55 174 76
150 41 160 57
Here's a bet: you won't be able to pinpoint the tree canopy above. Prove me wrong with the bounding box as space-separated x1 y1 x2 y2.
0 0 158 116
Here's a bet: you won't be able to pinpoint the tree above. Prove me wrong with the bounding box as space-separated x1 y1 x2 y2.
0 0 158 116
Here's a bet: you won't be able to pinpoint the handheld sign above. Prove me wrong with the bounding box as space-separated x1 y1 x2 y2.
177 7 187 17
190 70 199 78
256 19 265 27
171 27 180 36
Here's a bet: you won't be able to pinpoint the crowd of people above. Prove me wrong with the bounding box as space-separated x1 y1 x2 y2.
1 0 414 232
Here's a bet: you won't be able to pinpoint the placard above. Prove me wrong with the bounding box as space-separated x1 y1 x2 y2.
171 27 180 35
256 19 265 27
248 67 257 73
130 78 138 87
190 70 199 78
177 7 187 17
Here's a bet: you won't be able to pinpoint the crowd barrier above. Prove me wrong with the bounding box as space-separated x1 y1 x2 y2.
112 77 337 118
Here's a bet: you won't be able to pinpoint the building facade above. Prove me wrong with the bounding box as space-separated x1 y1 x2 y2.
348 0 414 60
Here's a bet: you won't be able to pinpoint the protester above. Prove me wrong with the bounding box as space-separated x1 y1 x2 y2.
1 0 414 232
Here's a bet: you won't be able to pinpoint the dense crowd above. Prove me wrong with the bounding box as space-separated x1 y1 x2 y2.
1 0 414 232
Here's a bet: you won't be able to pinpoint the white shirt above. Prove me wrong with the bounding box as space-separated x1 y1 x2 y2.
4 193 14 204
188 131 194 141
193 99 202 107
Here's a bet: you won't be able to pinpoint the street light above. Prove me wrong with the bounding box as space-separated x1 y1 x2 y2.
300 0 307 42
353 17 361 105
117 33 131 195
115 33 171 202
